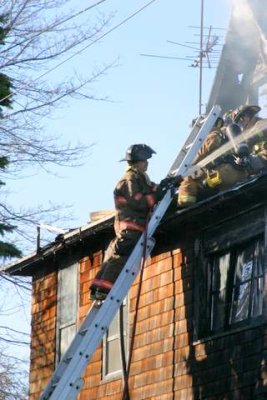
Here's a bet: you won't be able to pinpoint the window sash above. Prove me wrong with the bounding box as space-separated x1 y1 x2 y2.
210 236 264 333
58 324 77 361
56 263 78 362
103 299 128 378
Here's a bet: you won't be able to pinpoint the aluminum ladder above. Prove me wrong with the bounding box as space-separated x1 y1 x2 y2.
40 104 221 400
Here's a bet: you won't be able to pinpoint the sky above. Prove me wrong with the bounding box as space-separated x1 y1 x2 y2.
6 0 232 250
1 0 232 378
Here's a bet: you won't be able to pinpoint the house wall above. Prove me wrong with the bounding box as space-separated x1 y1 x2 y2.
28 232 267 399
30 271 57 400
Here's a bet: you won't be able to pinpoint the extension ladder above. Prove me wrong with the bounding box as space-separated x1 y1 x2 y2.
40 104 221 400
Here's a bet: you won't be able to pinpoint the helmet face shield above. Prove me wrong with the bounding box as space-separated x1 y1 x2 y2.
120 144 156 162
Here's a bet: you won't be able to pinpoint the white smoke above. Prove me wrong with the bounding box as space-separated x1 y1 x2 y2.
232 0 253 21
231 0 267 48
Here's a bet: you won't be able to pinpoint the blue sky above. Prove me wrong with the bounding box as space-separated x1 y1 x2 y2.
6 0 231 247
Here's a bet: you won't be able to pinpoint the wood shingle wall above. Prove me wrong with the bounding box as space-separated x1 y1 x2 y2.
30 271 57 399
28 239 267 399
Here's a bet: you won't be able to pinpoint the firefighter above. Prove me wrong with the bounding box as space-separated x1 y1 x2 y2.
178 118 250 207
233 104 261 132
233 104 267 171
90 144 179 301
178 117 228 206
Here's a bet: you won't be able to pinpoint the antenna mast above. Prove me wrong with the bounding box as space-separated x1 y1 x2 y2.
199 0 204 115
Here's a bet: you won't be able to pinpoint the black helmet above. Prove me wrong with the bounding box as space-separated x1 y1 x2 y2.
226 123 242 138
120 144 156 162
214 117 224 129
233 105 261 123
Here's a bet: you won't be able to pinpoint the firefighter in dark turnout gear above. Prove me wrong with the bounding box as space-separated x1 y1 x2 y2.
178 118 230 206
233 104 267 172
178 118 250 206
90 144 176 301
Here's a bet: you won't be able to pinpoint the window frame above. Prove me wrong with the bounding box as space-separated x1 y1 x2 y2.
209 235 264 334
56 262 79 363
102 297 129 380
194 206 267 340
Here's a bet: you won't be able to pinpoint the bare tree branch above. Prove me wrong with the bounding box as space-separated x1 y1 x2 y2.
0 2 115 396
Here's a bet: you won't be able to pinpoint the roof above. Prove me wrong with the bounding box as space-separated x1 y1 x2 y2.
2 213 114 276
4 172 267 276
163 173 267 233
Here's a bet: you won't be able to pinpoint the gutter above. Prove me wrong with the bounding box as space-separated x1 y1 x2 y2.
2 213 114 275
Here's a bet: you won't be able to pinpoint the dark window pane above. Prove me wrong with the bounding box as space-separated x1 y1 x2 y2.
254 240 264 276
211 253 230 331
252 239 264 317
209 236 264 333
230 247 253 324
211 288 227 330
230 238 264 324
231 282 251 322
252 277 264 317
235 247 253 284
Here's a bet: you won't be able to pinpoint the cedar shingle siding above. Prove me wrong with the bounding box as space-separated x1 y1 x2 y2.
30 272 57 400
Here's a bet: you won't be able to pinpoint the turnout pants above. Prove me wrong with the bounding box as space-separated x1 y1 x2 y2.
90 229 142 293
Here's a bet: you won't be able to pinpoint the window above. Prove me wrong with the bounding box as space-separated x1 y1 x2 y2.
209 236 264 333
57 263 78 361
102 299 128 379
195 207 266 339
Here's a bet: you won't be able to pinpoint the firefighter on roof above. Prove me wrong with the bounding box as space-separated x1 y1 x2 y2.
233 104 267 172
90 144 180 301
178 116 250 207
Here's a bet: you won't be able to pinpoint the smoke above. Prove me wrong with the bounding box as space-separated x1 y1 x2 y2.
232 0 253 22
230 0 267 53
207 0 267 112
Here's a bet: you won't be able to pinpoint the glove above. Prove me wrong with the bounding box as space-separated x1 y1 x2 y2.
159 175 182 190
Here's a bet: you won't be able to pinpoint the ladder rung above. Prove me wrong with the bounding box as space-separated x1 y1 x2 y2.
63 356 73 364
185 143 193 150
79 329 88 336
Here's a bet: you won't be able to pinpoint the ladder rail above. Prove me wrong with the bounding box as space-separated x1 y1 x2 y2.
40 302 100 398
169 105 221 177
168 114 205 174
40 104 221 400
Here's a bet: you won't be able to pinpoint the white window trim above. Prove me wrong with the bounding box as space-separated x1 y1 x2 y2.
102 297 129 380
56 262 79 364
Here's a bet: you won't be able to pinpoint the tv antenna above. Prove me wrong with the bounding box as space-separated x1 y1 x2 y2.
140 0 223 115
